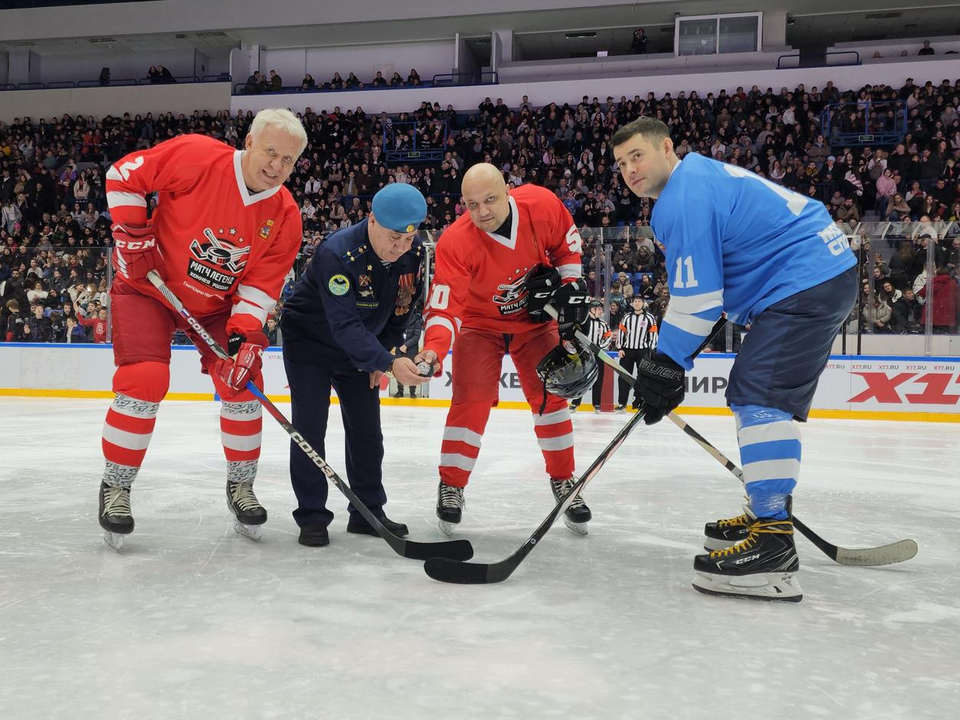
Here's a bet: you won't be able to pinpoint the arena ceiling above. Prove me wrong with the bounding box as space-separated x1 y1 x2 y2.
1 0 959 55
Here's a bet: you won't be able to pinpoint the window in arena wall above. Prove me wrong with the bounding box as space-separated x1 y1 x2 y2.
675 12 762 56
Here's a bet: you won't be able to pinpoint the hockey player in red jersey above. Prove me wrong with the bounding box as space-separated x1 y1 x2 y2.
415 163 592 535
97 108 307 549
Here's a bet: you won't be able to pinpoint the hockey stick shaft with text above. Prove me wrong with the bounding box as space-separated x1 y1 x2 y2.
145 271 473 562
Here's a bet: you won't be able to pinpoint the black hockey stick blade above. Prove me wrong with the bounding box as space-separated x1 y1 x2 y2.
793 517 917 567
398 537 475 562
424 410 648 584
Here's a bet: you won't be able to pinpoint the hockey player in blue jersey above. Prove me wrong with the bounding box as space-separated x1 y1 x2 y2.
611 117 857 602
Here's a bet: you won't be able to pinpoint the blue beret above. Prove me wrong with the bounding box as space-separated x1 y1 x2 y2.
372 183 427 233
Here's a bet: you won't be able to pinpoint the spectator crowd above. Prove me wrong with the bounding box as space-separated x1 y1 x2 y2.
2 71 960 345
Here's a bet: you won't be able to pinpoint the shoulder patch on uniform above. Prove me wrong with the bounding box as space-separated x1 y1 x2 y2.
328 274 350 296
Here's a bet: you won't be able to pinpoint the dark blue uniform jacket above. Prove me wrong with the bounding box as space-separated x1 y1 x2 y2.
281 220 423 372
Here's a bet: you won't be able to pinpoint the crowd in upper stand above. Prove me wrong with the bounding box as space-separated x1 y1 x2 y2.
2 73 960 342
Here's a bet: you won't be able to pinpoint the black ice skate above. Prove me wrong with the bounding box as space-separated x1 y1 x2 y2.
436 481 464 537
693 510 802 602
550 477 591 535
99 481 134 551
703 508 753 551
226 479 267 541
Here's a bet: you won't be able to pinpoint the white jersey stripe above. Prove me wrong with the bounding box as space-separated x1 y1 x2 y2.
106 191 147 208
667 290 724 316
663 307 718 337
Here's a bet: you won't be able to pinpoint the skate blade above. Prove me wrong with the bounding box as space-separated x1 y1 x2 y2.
103 531 125 551
438 520 458 538
702 537 738 552
692 570 803 602
564 518 589 536
233 519 262 542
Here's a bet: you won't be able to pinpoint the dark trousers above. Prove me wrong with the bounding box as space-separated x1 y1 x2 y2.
617 348 644 406
284 357 387 528
728 266 858 421
571 357 606 408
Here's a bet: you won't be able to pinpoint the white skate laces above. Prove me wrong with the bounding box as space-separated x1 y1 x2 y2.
439 484 464 509
228 481 261 512
552 477 586 509
101 485 132 519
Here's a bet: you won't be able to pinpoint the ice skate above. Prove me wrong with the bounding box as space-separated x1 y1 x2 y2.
703 505 754 551
99 480 134 551
693 509 802 602
436 481 464 537
550 477 591 535
226 479 267 542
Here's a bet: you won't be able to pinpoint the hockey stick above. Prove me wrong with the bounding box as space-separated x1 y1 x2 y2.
422 317 727 585
145 271 473 562
556 308 918 567
665 415 918 567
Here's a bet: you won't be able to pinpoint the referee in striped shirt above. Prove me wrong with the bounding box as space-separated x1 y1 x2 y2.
617 295 659 411
570 301 613 413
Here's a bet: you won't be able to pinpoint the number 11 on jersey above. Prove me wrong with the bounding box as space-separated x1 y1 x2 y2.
674 256 698 289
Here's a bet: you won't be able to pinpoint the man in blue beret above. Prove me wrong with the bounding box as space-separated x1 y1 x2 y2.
281 183 430 547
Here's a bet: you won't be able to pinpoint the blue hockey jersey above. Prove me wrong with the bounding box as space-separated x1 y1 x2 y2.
651 152 856 369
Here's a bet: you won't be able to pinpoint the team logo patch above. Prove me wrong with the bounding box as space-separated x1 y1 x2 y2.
328 274 350 296
258 219 275 240
492 274 530 316
187 229 251 292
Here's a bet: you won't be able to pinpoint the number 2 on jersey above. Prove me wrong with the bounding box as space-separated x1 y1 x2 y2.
723 164 808 216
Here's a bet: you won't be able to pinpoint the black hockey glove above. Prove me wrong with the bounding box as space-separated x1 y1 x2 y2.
632 349 685 425
524 265 562 322
552 278 590 340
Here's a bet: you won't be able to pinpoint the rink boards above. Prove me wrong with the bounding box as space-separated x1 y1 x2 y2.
0 344 958 422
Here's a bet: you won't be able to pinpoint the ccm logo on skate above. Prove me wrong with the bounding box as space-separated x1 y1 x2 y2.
849 372 960 405
734 554 759 564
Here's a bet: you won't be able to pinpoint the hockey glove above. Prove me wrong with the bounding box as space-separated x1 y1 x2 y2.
553 278 590 340
112 224 163 281
632 349 685 425
524 265 563 322
215 331 268 392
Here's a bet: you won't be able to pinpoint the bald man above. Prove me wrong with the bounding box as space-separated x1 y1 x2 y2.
416 163 591 535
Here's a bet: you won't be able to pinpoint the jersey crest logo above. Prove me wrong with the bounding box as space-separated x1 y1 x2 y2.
328 274 350 296
257 219 275 241
187 229 251 292
492 274 530 316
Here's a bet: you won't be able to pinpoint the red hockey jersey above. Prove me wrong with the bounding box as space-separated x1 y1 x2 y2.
105 134 302 336
423 184 582 358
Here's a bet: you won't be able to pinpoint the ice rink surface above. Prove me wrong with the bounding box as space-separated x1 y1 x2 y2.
1 397 958 720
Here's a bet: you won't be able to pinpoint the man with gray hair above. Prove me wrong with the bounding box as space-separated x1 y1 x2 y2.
96 108 307 550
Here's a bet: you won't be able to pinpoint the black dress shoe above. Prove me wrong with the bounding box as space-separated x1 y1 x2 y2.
346 515 409 537
298 524 330 547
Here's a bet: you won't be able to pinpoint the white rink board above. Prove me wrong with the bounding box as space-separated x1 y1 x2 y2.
1 345 959 417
